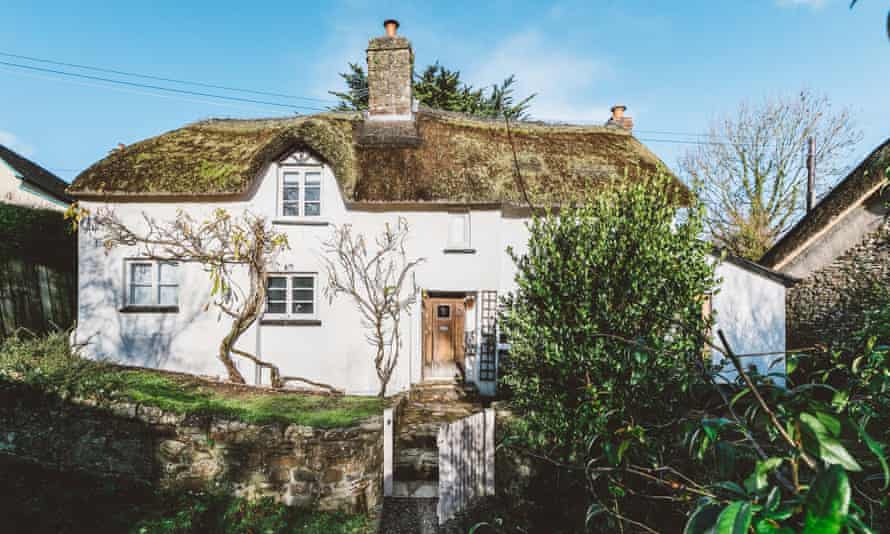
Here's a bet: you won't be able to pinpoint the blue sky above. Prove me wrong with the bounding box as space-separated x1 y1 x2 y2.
1 0 887 183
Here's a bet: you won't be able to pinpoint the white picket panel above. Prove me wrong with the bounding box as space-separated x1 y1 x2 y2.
437 408 495 524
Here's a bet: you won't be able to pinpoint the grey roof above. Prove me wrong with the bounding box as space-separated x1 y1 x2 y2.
0 144 72 204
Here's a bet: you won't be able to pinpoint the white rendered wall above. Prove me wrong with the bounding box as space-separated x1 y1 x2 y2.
711 261 787 384
0 163 68 211
75 157 527 396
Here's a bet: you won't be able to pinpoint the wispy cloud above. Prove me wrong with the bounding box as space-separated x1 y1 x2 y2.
467 30 613 122
0 130 35 157
776 0 829 9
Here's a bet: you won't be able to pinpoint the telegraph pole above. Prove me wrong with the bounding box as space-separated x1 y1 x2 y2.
806 137 816 212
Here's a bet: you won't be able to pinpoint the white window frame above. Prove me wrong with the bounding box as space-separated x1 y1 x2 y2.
264 273 319 320
446 212 471 250
124 259 180 308
278 166 323 219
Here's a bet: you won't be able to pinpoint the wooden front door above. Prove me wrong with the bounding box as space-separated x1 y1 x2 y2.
423 296 465 379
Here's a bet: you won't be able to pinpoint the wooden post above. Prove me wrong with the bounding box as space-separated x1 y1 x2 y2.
383 407 394 496
484 408 495 496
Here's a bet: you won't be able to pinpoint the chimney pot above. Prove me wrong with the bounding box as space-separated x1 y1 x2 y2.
383 19 400 37
606 105 632 131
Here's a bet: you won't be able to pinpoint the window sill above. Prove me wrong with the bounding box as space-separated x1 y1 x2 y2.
260 318 322 326
443 247 476 254
272 217 330 227
120 305 179 314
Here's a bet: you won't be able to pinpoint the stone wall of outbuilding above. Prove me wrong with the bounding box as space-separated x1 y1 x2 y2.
786 220 890 350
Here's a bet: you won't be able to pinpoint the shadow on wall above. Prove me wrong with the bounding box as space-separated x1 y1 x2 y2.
76 247 215 374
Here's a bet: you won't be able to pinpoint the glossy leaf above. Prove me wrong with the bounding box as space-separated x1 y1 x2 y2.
684 503 723 534
715 501 753 534
803 465 850 534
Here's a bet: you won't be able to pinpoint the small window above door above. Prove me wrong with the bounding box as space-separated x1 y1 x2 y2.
437 304 451 319
444 213 475 253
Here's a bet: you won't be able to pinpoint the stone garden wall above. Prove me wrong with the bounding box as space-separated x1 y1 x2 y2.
787 220 890 350
0 385 383 514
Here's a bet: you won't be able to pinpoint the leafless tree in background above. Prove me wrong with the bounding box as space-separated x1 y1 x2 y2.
680 89 862 259
323 218 424 398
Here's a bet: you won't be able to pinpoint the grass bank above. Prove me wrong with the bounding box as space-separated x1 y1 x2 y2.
0 332 382 428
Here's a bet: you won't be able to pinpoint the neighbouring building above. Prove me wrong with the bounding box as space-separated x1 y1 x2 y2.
67 21 788 396
761 139 890 350
0 144 71 210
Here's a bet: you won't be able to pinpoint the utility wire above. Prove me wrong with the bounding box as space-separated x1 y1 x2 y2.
0 51 337 105
0 60 327 112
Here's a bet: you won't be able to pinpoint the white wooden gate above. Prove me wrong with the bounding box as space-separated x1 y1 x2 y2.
437 408 495 524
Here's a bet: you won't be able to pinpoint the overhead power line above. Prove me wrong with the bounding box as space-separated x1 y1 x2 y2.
0 60 328 112
0 51 337 105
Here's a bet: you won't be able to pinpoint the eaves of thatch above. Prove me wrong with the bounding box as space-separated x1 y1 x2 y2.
68 107 686 205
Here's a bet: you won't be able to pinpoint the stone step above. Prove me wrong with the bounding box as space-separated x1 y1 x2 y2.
395 447 438 481
392 480 438 498
379 496 439 534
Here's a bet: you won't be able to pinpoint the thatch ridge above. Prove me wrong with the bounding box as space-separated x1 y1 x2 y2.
69 109 682 204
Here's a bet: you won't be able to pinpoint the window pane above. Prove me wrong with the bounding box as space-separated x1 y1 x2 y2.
304 186 320 201
130 263 152 284
130 285 153 306
158 262 179 284
159 285 179 306
304 172 321 184
293 289 313 301
292 277 313 288
267 302 286 314
283 173 300 184
292 302 314 314
267 289 286 301
304 203 320 216
284 186 300 201
282 204 299 216
267 277 286 289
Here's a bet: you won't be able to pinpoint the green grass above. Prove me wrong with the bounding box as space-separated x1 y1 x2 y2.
0 331 383 428
116 370 382 428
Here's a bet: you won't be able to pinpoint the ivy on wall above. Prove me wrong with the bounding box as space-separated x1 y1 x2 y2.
0 202 75 270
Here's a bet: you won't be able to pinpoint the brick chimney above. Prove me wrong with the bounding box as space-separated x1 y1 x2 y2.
366 19 414 120
605 105 634 131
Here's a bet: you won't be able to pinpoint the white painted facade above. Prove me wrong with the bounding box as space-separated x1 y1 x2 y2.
0 159 69 211
74 149 786 396
711 260 787 385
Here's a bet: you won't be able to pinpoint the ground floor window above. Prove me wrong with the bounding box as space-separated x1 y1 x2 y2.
265 273 317 318
125 259 179 308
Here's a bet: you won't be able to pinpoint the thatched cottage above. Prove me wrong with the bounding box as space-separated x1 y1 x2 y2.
67 21 788 395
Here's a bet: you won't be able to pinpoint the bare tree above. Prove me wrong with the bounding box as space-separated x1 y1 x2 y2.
680 89 862 259
71 205 338 392
323 218 424 398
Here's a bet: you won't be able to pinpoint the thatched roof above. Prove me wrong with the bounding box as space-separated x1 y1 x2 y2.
68 108 683 204
760 138 890 270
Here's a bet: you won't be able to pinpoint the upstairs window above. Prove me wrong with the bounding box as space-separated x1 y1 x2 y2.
266 274 317 318
280 169 322 217
446 213 470 250
125 260 179 308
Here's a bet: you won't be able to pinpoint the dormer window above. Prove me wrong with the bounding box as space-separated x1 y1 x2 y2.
280 170 322 217
278 150 323 219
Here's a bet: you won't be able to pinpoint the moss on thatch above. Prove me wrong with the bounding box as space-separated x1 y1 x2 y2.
69 109 683 204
